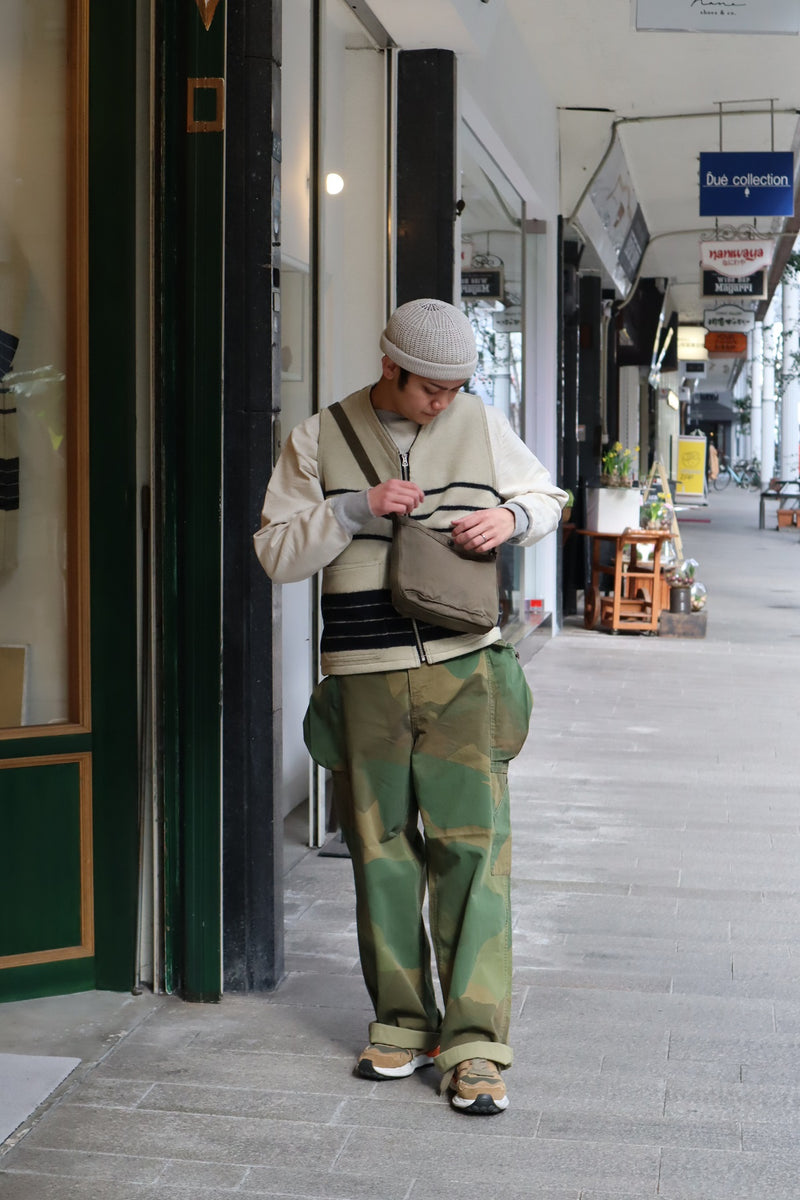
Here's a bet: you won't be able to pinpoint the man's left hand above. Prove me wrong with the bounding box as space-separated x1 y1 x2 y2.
451 507 515 553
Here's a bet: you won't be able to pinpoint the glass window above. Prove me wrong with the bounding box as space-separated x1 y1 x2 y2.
0 1 87 732
459 122 526 627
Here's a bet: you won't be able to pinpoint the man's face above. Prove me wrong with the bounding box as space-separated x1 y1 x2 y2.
377 357 467 424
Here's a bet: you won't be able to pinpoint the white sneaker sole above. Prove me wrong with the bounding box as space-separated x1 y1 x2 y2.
451 1091 509 1113
358 1052 435 1080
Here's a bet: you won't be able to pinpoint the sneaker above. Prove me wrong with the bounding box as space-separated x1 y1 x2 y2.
356 1042 438 1080
449 1058 509 1114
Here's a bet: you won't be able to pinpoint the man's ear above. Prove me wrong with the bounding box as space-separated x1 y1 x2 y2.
380 355 400 381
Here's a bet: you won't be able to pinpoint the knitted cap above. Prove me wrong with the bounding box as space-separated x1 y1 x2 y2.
380 299 478 381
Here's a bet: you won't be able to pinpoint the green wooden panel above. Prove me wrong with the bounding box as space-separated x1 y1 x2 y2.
0 958 95 1004
88 0 141 993
0 764 83 958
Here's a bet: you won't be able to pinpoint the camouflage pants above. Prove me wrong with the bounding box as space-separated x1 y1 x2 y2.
303 643 532 1074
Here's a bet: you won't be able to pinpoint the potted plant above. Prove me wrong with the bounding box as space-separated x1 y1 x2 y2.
562 489 574 522
601 441 637 487
640 494 672 531
666 558 697 614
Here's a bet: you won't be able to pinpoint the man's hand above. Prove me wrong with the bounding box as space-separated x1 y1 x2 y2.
368 479 426 517
451 507 515 553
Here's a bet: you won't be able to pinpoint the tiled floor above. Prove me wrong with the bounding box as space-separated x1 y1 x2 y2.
3 486 800 1198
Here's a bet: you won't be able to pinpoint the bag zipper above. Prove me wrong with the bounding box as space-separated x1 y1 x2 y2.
398 448 428 664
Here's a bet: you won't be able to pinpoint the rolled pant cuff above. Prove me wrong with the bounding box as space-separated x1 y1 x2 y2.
435 1040 513 1074
368 1022 440 1052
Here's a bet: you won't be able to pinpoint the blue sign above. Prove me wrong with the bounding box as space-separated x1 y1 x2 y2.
699 152 795 218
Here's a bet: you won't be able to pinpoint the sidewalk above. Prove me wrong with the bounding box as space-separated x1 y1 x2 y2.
3 485 800 1199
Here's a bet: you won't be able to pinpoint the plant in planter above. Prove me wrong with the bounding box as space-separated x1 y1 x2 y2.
666 558 700 614
640 493 672 531
562 488 575 522
601 441 637 487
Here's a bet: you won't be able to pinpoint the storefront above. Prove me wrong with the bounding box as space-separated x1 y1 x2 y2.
1 0 564 1003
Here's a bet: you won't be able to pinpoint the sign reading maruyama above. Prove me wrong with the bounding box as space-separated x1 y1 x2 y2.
699 239 775 278
636 0 800 35
703 304 755 334
699 152 794 217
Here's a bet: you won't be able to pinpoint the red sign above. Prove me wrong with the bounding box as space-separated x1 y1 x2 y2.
704 332 747 357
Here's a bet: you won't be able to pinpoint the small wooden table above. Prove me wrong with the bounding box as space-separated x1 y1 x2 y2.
577 529 673 634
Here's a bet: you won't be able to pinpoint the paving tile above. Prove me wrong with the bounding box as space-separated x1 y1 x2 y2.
339 1127 660 1193
658 1146 800 1200
137 1081 344 1123
0 1146 164 1184
241 1164 415 1198
536 1109 739 1150
15 1104 348 1169
90 1044 366 1095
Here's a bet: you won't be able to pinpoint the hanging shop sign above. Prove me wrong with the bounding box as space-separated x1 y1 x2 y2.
576 138 649 297
703 304 755 334
699 239 775 278
636 0 800 35
492 306 522 334
702 269 767 300
461 269 504 302
699 152 794 218
704 332 748 357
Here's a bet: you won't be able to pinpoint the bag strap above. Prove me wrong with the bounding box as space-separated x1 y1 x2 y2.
328 401 382 488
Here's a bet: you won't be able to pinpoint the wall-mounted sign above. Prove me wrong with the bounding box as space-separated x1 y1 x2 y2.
702 269 767 299
700 239 775 278
703 304 755 334
461 269 504 301
699 152 794 218
636 0 800 35
492 306 522 333
704 332 748 357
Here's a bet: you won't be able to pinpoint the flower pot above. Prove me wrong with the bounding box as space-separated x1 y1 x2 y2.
586 486 643 533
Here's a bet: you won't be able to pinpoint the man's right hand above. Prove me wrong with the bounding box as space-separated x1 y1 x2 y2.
368 479 425 517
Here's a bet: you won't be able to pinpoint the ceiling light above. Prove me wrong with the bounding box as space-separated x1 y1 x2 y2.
326 173 344 195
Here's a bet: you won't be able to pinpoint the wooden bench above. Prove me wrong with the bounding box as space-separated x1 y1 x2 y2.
759 479 800 530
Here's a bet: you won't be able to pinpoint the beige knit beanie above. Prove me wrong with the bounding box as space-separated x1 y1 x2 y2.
380 298 478 381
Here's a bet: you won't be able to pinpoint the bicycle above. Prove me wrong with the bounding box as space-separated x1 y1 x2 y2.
712 458 761 492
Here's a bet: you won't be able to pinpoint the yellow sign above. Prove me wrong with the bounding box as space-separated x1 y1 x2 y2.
676 436 707 500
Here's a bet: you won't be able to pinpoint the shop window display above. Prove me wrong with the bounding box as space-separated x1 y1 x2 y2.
0 1 80 730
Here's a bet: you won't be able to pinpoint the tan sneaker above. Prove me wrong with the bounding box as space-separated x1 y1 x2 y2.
449 1058 509 1114
356 1043 438 1080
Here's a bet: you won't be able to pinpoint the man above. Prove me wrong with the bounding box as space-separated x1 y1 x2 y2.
255 298 566 1114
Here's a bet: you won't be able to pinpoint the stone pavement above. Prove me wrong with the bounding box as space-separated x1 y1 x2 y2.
2 484 800 1199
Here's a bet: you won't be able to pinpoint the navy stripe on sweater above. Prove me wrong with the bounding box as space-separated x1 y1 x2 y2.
321 588 453 654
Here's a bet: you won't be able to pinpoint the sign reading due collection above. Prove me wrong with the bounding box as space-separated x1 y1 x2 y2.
699 152 794 218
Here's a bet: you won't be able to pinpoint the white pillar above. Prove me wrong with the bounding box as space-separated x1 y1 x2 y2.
762 296 779 482
750 323 763 469
781 272 800 481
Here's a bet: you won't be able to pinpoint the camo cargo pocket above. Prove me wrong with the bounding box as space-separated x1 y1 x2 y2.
303 675 347 771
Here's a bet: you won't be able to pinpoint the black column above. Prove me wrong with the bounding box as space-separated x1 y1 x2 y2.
222 0 284 991
396 50 457 304
578 274 603 485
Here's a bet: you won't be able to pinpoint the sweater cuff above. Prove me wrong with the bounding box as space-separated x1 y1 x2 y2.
330 490 374 535
504 502 530 543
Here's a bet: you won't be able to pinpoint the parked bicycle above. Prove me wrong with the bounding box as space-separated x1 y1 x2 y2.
712 457 761 492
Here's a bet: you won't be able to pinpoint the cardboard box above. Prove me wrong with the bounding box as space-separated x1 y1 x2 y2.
585 487 643 533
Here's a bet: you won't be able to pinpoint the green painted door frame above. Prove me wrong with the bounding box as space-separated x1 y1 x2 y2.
155 0 226 1000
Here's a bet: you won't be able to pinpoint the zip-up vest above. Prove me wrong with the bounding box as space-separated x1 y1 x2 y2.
317 386 503 676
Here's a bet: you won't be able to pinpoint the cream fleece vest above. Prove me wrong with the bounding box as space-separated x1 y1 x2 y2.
317 386 503 675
